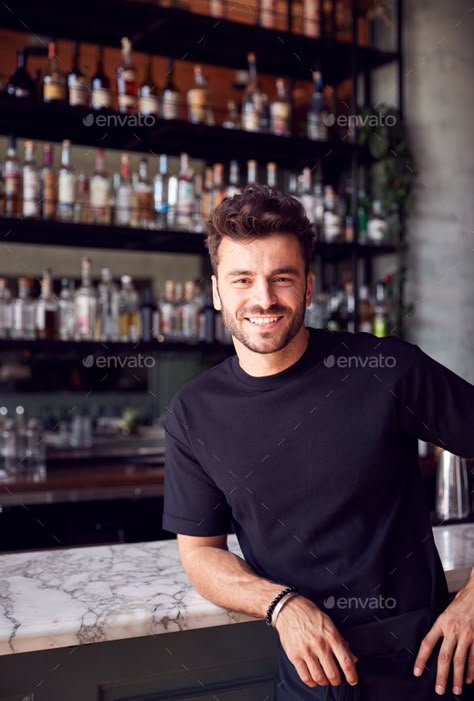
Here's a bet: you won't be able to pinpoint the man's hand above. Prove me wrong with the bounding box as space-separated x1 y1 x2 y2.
275 595 358 688
414 568 474 696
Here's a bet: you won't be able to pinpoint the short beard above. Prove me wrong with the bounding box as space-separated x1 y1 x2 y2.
218 283 307 355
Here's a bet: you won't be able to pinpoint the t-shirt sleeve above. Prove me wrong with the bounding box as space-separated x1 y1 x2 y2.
162 395 233 536
396 342 474 458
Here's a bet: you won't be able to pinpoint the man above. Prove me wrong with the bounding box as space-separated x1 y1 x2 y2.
163 185 474 699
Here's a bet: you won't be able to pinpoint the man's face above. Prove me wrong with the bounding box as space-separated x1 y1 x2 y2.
211 233 314 354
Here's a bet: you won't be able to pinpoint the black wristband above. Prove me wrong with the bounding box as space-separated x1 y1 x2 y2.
265 586 297 626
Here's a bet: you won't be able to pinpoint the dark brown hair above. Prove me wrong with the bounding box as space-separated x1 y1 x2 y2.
206 185 316 275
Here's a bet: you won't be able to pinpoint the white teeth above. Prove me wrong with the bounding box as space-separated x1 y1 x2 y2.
248 317 279 326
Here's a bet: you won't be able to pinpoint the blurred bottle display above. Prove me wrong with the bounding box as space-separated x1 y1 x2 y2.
117 37 138 114
91 45 111 110
68 42 89 108
43 41 66 103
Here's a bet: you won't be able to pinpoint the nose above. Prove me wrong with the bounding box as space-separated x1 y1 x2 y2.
251 277 279 310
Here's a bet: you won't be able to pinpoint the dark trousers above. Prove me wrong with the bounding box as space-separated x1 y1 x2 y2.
273 608 473 700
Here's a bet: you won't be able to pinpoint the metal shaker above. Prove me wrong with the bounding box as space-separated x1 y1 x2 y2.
435 450 470 520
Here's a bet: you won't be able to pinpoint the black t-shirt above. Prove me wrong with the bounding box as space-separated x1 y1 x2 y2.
163 328 474 626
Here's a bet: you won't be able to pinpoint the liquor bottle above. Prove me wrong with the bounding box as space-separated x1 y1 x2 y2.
0 278 12 339
134 158 153 228
198 286 215 343
153 154 169 229
57 140 76 221
116 154 133 226
117 37 137 113
159 280 176 340
313 167 324 238
181 281 200 341
68 42 89 107
74 173 91 224
174 282 184 340
193 173 204 232
91 45 111 110
303 0 320 37
225 160 241 197
36 269 58 340
41 143 57 219
161 58 180 120
343 180 354 242
209 0 225 18
259 0 276 29
246 159 258 185
97 268 120 341
7 48 36 99
187 65 208 124
367 200 387 244
260 93 271 132
90 148 111 225
342 282 356 333
139 56 160 115
4 136 21 217
358 285 374 333
167 165 179 228
0 168 5 216
266 161 278 188
307 70 328 141
202 167 214 224
140 288 158 342
299 167 315 223
222 100 239 129
119 275 140 341
373 281 388 337
176 153 195 230
22 140 40 218
43 41 66 103
270 78 291 136
212 164 225 209
11 277 36 340
326 290 342 332
322 185 341 241
242 53 261 132
58 278 76 341
74 257 97 340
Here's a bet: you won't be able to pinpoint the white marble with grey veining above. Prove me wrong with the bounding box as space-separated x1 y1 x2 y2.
0 526 472 657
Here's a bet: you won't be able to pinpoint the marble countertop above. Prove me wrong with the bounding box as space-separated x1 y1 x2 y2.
0 525 472 657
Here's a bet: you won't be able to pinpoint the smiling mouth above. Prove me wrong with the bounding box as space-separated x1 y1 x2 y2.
244 316 284 328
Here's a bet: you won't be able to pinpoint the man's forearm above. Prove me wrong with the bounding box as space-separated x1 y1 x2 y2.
182 545 290 620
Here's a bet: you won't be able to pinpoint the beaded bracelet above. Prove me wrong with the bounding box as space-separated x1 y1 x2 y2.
265 586 297 626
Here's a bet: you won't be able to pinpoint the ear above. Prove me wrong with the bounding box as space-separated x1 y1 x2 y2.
305 271 315 307
211 274 222 311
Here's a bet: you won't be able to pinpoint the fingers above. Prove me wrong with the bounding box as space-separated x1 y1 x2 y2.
414 623 442 677
466 643 474 684
332 640 359 686
435 636 456 695
294 657 326 688
452 640 470 696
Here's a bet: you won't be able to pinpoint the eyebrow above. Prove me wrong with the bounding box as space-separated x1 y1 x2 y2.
226 267 301 278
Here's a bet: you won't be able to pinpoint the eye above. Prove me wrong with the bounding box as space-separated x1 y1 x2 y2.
273 277 292 283
233 278 251 284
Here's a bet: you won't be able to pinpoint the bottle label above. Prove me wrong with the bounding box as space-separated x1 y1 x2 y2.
4 167 20 196
23 168 40 217
118 94 137 111
43 171 57 218
59 172 76 205
91 88 111 109
44 83 66 101
116 186 132 225
187 88 207 123
69 82 89 107
139 95 160 115
242 107 260 132
90 176 109 209
177 181 194 217
162 93 180 120
271 102 290 136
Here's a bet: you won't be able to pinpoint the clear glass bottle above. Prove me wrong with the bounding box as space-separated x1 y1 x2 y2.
119 275 140 341
36 268 58 340
242 53 261 132
58 278 76 341
299 167 315 223
202 166 214 224
117 37 137 113
139 56 160 115
212 163 225 210
373 281 388 337
57 139 76 221
97 267 120 341
166 165 178 228
266 161 278 188
323 185 341 242
22 140 40 218
0 278 12 339
225 160 241 197
7 48 36 99
270 78 291 136
115 154 133 226
222 100 239 129
159 279 176 341
153 154 169 229
161 58 180 120
358 284 374 333
74 257 97 340
181 281 200 341
307 70 328 141
90 148 111 225
68 42 89 107
367 200 387 244
176 153 195 230
91 45 111 110
41 143 57 219
43 41 66 103
11 277 36 340
187 65 208 124
4 136 21 217
134 157 153 228
246 159 258 185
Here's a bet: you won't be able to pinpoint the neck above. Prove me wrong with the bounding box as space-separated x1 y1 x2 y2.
234 325 310 377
